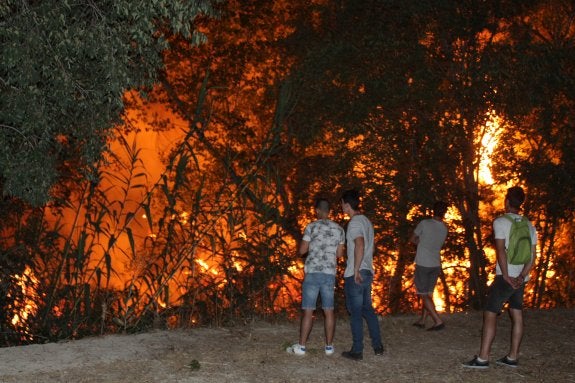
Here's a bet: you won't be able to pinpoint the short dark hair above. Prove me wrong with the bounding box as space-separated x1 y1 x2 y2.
341 189 361 210
506 186 525 209
314 198 330 212
433 201 448 219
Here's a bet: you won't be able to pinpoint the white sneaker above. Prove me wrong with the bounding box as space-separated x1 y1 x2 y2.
286 343 306 355
325 345 335 355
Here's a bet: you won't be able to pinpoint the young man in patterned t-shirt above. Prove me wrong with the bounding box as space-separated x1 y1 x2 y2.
287 198 345 356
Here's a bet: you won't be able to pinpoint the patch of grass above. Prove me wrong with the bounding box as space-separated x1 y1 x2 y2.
187 359 201 370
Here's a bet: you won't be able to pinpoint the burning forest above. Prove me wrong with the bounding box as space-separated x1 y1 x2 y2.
1 0 575 346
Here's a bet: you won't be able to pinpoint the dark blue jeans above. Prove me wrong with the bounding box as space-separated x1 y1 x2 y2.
344 270 383 353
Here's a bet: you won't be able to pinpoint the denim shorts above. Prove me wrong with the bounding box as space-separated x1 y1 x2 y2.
485 275 525 313
414 265 441 295
301 272 336 310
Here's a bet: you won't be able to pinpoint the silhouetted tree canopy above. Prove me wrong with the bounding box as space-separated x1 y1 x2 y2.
0 0 217 205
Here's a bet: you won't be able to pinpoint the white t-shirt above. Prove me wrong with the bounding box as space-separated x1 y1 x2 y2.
344 214 375 278
493 213 538 280
413 218 448 268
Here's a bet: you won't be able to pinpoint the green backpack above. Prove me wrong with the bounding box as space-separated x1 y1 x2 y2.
503 214 533 265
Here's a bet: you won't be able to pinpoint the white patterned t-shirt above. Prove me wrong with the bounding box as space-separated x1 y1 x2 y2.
302 219 345 275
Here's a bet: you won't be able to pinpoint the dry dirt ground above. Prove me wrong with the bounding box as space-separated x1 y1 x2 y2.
0 308 573 383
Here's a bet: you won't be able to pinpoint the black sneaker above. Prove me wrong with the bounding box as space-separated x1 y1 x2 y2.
341 351 363 361
374 346 384 355
496 356 518 368
462 356 489 369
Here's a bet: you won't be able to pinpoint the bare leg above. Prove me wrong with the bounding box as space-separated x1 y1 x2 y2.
507 308 524 359
421 306 428 323
478 311 498 360
414 296 427 325
422 294 443 325
299 309 314 346
323 309 335 345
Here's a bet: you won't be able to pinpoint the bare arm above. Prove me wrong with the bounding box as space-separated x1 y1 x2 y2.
299 240 309 257
517 244 536 285
336 243 345 258
495 238 517 288
353 236 365 283
409 232 419 245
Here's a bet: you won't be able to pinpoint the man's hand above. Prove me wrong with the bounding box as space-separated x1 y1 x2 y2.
513 275 525 288
503 274 521 289
354 270 363 284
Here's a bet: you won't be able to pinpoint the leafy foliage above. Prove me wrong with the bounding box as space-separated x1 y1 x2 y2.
0 0 216 205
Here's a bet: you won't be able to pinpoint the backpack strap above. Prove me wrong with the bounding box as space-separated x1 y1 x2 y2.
503 213 524 223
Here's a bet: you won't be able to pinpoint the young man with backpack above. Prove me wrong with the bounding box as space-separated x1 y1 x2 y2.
463 186 537 369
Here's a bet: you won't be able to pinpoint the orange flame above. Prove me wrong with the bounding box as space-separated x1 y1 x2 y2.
10 266 39 336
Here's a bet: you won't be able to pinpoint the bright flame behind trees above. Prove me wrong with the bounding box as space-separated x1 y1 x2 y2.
477 112 504 185
9 267 38 339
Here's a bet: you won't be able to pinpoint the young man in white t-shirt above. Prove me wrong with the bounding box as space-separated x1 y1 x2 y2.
340 189 384 361
463 186 537 369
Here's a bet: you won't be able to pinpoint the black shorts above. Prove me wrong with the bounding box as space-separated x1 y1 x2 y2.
485 275 525 313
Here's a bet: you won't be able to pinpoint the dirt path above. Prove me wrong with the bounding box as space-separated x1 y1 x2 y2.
0 309 573 382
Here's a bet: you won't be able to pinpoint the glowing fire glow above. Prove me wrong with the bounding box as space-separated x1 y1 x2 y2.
10 266 39 335
478 112 503 185
195 259 219 276
17 79 519 335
